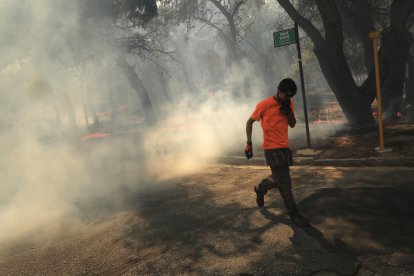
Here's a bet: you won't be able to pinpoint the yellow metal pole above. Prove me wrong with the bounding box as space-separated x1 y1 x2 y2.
369 31 384 150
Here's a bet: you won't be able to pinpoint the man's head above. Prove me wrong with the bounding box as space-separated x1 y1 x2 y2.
277 78 297 100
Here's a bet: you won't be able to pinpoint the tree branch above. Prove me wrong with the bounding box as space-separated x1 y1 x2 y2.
190 16 229 43
231 0 247 17
209 0 232 20
276 0 325 47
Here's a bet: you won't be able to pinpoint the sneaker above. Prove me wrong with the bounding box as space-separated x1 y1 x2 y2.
291 214 310 227
254 184 265 207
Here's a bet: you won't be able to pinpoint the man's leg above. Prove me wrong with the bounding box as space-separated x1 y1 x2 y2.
254 175 278 207
270 165 310 227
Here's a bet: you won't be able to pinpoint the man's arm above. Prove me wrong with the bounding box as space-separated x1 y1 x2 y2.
245 117 255 159
288 112 296 128
246 117 255 142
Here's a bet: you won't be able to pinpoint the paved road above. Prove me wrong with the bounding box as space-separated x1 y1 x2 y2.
1 165 414 275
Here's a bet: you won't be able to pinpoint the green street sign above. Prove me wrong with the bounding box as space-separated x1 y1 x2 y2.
273 28 296 47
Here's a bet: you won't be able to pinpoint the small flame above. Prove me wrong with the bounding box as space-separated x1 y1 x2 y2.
80 132 112 141
394 112 404 119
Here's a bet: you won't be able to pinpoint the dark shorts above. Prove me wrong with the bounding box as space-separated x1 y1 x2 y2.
264 148 293 167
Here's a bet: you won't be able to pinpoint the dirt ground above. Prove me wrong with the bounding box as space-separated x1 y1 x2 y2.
291 123 414 160
1 122 413 275
1 164 414 275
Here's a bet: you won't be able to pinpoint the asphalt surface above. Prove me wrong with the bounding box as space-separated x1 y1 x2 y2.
1 165 414 275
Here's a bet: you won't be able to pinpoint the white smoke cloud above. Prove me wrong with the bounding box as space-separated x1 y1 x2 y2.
0 0 339 248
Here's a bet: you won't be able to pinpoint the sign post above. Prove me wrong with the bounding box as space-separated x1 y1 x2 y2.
369 31 386 151
273 23 311 148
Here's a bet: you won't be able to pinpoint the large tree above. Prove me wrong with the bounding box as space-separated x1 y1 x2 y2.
277 0 414 130
378 0 414 117
168 0 250 64
80 0 160 124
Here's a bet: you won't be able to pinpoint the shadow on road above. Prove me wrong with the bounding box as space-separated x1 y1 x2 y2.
299 187 414 254
75 166 414 275
119 180 260 255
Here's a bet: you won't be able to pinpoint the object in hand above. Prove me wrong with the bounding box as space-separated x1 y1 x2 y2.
245 142 253 159
245 150 253 159
280 99 291 116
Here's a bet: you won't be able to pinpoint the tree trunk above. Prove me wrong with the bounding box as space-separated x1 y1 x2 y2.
209 0 245 63
158 69 171 101
381 0 414 117
382 29 412 116
85 85 99 126
226 17 240 62
406 49 414 107
50 93 62 127
277 0 375 130
62 92 77 127
313 44 375 130
360 43 391 104
336 0 375 79
347 0 375 70
315 0 375 129
117 57 156 124
406 48 414 122
172 39 195 92
361 0 414 112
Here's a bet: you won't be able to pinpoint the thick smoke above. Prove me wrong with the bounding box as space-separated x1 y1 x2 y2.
0 0 145 244
0 0 339 247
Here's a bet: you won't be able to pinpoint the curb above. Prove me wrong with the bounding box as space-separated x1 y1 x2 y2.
214 156 414 167
312 157 414 166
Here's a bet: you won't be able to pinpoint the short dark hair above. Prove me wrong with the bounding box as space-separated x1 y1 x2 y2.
278 78 297 98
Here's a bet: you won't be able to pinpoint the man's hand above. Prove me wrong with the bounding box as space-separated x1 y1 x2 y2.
280 99 292 116
245 143 253 159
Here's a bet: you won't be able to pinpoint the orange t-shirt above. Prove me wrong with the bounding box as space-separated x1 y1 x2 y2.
250 96 294 150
